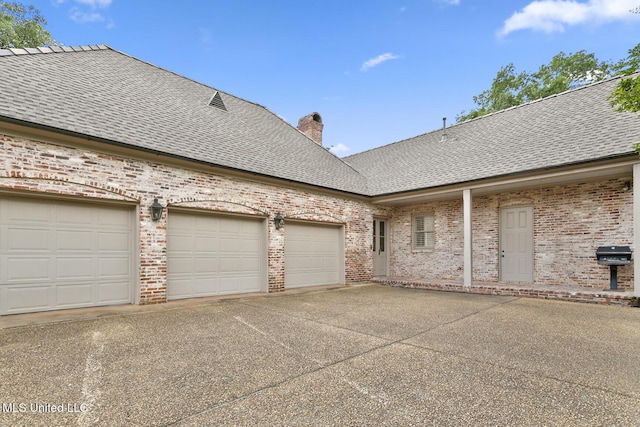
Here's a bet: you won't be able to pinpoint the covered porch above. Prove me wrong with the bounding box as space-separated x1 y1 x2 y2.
371 159 640 302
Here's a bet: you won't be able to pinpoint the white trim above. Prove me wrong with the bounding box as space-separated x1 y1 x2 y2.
463 189 473 286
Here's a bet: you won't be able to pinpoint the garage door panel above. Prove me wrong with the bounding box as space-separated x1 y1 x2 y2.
297 256 312 269
287 272 309 286
168 256 194 274
195 257 219 273
98 281 131 303
220 237 241 252
58 257 93 279
219 257 241 272
98 231 131 251
56 204 94 225
57 283 93 307
167 278 193 299
219 277 239 293
0 198 134 315
167 211 264 300
196 236 220 252
98 257 130 277
242 256 260 271
6 285 51 312
57 230 93 251
6 257 51 281
97 208 132 227
9 228 51 250
168 234 193 252
285 223 343 288
242 238 260 251
6 199 49 222
192 279 216 296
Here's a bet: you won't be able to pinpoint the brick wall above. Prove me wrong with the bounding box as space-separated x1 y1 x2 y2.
388 178 634 291
531 178 633 290
389 200 464 281
1 132 376 303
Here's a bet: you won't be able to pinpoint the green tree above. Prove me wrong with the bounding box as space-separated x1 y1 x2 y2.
457 64 528 121
0 2 54 49
457 50 614 122
609 43 640 115
609 43 640 152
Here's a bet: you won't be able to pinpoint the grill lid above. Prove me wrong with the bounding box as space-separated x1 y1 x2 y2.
596 246 632 256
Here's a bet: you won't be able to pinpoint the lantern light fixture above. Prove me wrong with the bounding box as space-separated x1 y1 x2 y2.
150 198 164 221
274 212 284 229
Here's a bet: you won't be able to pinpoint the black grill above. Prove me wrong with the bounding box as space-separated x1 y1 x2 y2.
596 246 632 291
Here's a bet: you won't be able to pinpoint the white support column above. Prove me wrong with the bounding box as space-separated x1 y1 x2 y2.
634 164 640 296
463 189 473 287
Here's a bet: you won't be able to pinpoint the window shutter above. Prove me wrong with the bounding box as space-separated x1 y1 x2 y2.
413 214 435 249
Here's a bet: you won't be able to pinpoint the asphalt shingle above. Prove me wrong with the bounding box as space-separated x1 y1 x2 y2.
1 46 639 198
0 46 369 195
344 76 640 195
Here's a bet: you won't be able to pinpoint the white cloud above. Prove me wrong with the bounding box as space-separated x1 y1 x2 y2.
66 0 113 27
434 0 460 5
329 143 350 155
360 53 401 72
74 0 112 8
70 8 105 23
499 0 640 36
57 0 112 7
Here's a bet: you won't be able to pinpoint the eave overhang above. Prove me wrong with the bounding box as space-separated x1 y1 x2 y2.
371 154 639 206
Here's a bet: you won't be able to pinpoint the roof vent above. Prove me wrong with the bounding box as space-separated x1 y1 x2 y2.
441 117 448 142
208 91 227 111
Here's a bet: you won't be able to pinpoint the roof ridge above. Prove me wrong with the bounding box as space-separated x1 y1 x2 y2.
0 44 110 57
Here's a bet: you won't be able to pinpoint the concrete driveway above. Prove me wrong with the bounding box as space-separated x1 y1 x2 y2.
1 284 639 426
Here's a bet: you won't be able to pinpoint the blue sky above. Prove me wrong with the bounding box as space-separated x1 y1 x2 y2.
33 0 640 156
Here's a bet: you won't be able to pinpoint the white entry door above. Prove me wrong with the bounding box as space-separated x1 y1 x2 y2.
500 206 534 282
373 218 388 276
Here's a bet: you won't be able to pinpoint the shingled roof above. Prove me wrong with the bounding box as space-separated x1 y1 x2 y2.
0 45 369 195
1 45 639 199
344 76 640 196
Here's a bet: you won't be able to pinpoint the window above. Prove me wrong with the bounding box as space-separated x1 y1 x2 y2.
413 214 435 250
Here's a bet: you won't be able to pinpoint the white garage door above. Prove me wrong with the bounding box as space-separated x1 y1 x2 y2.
285 222 344 288
167 210 265 299
0 197 134 315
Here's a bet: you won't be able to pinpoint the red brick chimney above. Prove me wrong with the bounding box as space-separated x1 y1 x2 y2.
297 112 323 146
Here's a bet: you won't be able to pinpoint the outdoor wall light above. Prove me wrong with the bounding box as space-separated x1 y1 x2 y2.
622 181 633 192
274 212 284 229
150 198 164 221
